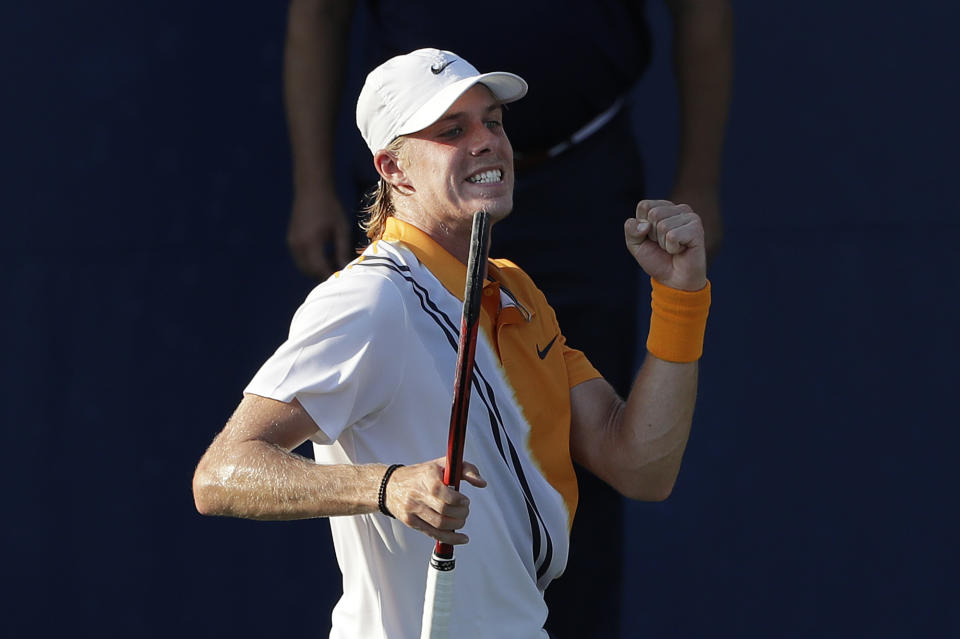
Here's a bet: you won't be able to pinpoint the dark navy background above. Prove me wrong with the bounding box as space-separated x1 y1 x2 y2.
4 2 957 636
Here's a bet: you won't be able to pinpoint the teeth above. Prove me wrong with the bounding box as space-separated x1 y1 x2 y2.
467 169 502 184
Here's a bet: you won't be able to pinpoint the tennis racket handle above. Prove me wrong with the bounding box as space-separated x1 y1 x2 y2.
420 552 456 639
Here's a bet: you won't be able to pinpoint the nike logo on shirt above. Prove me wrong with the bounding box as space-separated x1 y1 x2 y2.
537 334 559 360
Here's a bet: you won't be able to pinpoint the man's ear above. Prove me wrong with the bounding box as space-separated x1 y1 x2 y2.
374 149 414 195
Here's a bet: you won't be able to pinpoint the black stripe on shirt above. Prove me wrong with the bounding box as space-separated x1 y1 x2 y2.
358 256 557 583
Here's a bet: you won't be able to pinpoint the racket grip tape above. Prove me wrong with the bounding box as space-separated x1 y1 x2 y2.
420 552 456 638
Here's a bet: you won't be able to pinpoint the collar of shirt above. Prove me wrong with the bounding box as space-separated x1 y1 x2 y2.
380 217 533 325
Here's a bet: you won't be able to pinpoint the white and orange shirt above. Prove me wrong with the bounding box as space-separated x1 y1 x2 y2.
245 217 601 639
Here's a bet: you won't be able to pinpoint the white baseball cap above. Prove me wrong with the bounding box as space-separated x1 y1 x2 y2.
356 48 528 154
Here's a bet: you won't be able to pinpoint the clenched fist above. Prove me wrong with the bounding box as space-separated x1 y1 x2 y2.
624 199 708 292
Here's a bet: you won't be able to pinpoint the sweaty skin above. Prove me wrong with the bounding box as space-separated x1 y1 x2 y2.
193 395 487 545
195 86 707 539
374 85 514 264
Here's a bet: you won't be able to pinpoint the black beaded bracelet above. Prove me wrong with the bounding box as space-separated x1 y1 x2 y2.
378 464 404 518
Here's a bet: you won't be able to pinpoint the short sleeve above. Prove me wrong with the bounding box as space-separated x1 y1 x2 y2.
244 271 408 444
561 343 602 389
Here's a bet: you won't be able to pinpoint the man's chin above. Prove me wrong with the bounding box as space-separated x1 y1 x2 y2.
489 206 512 224
474 197 513 222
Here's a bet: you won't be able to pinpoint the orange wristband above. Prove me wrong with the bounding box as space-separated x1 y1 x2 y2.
646 278 711 363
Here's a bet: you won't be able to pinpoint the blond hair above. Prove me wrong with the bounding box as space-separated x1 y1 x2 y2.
360 137 406 242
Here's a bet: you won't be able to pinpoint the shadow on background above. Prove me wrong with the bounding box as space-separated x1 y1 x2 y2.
3 1 957 637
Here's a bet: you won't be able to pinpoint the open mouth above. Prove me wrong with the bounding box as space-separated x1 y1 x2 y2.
466 169 502 184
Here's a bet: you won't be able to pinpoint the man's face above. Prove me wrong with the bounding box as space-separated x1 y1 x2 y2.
398 84 514 229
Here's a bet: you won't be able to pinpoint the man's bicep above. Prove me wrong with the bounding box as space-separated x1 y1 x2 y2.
569 377 623 485
218 393 321 452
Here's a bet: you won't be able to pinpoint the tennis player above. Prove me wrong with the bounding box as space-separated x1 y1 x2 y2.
193 48 710 638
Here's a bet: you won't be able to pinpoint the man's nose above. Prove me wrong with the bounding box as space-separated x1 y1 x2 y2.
468 123 495 156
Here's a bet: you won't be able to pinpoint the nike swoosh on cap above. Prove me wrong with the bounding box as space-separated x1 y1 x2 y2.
431 59 456 74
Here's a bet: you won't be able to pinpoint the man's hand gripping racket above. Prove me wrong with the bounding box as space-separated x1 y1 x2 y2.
420 210 492 639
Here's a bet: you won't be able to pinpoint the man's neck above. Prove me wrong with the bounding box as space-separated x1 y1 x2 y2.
392 212 475 265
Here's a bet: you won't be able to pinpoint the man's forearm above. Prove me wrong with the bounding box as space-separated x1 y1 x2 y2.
193 439 384 520
192 394 483 545
615 354 698 500
569 357 699 502
284 0 356 191
609 275 707 500
667 0 733 191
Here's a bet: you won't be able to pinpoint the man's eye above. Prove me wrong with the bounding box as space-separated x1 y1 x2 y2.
440 127 463 138
485 120 503 130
